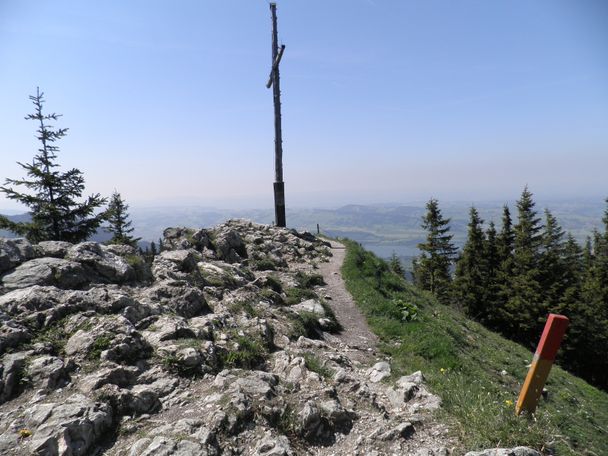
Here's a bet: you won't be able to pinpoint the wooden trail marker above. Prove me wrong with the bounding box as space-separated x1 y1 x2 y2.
516 313 569 415
267 2 286 227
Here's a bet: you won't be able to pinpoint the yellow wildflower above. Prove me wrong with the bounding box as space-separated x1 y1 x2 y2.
18 429 32 439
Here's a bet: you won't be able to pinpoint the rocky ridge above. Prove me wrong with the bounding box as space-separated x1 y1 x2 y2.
0 220 538 455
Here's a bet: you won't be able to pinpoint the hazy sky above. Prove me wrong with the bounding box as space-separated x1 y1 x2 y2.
1 0 607 210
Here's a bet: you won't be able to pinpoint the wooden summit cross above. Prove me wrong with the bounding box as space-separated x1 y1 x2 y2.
267 2 286 227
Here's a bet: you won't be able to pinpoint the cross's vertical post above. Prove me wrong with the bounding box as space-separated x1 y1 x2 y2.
516 313 569 415
268 2 286 227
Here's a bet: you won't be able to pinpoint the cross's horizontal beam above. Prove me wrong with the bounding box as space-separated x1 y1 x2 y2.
266 44 286 89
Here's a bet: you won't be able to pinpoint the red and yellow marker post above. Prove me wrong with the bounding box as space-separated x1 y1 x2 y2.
516 314 569 415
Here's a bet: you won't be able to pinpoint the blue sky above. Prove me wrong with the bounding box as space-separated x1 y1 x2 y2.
0 0 606 210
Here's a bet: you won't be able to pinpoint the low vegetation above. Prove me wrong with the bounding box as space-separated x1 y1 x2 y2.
302 352 334 379
342 239 608 455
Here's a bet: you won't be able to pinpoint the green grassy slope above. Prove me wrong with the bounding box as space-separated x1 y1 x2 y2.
340 239 608 455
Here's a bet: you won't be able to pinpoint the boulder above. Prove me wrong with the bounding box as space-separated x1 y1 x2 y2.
256 434 293 456
66 242 134 283
368 361 391 383
141 315 196 348
22 394 112 455
129 435 208 456
1 257 87 290
0 352 27 403
27 355 71 390
163 227 212 251
289 299 325 317
65 315 150 364
35 240 72 258
214 230 247 263
0 312 31 354
79 363 140 393
0 238 34 274
140 281 209 318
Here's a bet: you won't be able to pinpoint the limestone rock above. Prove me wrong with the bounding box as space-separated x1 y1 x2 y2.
465 448 541 456
27 355 71 390
368 361 391 383
0 238 34 274
256 434 293 455
289 299 326 317
1 257 87 290
139 281 209 318
0 312 31 354
214 229 247 263
0 394 113 456
0 352 27 403
66 241 134 283
35 240 72 258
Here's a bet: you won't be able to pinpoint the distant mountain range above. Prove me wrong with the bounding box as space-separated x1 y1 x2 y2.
2 198 606 268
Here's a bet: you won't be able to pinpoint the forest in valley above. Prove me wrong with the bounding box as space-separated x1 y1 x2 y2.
410 187 608 391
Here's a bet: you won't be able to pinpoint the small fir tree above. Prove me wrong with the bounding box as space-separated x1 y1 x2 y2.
0 88 106 243
389 252 405 277
453 207 487 317
413 198 457 303
105 191 140 247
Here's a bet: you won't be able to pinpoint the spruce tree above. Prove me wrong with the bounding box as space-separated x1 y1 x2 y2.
539 209 567 314
389 252 405 277
503 187 544 342
0 88 106 243
497 205 515 264
105 191 140 247
492 205 516 329
413 198 457 303
482 221 501 326
453 207 486 318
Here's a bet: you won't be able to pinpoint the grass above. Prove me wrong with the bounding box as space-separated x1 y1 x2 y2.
251 257 280 271
295 271 325 289
229 300 261 317
288 311 323 340
285 287 317 305
221 335 268 369
302 352 334 379
341 239 608 455
87 335 113 360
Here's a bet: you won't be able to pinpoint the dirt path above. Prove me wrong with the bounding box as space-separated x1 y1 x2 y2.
318 239 379 355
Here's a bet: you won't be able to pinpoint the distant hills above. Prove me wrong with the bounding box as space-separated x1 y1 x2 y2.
2 198 606 266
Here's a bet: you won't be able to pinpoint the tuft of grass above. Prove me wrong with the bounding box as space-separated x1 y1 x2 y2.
285 287 317 305
229 300 261 318
295 271 325 289
264 274 283 293
88 335 113 360
302 352 334 379
259 287 285 306
251 257 279 271
31 318 70 356
341 239 608 455
221 335 268 369
288 312 322 340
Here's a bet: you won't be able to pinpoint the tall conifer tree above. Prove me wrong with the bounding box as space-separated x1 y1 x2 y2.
453 207 486 317
503 187 544 342
482 221 501 326
413 198 457 304
0 88 106 243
